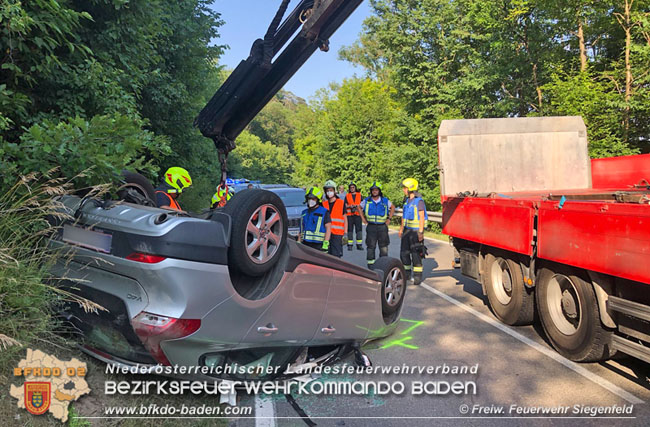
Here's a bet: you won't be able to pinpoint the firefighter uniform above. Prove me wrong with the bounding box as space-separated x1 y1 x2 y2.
211 185 233 209
345 183 363 250
400 178 427 285
300 187 332 251
360 182 394 269
323 180 346 258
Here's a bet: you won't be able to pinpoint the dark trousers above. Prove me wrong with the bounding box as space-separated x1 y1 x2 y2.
328 235 343 258
303 241 323 251
400 229 423 284
366 223 389 267
347 215 362 246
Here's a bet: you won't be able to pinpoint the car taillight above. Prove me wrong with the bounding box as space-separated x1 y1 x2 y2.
131 312 201 366
126 253 166 264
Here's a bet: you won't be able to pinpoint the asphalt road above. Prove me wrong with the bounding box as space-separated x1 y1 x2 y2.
237 229 650 427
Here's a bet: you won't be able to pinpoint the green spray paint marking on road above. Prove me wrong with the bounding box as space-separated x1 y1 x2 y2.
380 335 419 349
380 318 425 350
399 318 425 335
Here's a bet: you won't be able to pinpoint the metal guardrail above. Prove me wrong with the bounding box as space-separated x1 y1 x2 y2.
395 208 443 224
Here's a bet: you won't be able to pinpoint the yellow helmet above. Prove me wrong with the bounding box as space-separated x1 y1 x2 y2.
164 167 192 194
305 186 323 202
402 178 418 192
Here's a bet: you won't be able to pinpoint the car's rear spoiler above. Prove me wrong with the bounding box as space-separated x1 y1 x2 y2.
194 0 363 154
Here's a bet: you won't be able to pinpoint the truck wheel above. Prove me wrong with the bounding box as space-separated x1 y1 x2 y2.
536 266 612 362
224 189 288 277
484 253 534 325
372 257 407 323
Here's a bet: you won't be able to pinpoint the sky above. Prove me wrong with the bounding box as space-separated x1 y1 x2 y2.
210 0 372 100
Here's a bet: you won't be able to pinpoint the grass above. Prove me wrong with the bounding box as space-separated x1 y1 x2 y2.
0 172 233 426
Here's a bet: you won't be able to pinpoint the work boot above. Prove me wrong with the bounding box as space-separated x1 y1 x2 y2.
356 244 363 250
413 275 422 286
347 245 353 251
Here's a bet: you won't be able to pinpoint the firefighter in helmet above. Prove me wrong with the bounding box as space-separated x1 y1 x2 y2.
155 167 192 211
358 181 395 269
345 182 363 250
322 180 347 257
399 178 427 285
299 187 332 252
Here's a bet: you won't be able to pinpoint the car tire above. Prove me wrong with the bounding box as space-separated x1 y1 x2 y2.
484 253 534 326
224 189 288 277
372 257 407 323
118 170 156 206
536 265 613 362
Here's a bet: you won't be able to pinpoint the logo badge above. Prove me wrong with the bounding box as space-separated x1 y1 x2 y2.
24 382 51 415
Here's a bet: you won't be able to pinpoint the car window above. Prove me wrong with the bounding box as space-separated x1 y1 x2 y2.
274 191 305 207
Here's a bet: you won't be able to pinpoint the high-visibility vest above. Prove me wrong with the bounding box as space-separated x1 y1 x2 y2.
156 191 181 211
403 197 427 229
364 197 390 223
323 198 346 236
345 192 362 216
301 206 328 243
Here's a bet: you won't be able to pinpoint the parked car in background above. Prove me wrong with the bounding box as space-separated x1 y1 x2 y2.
265 187 305 238
232 183 260 193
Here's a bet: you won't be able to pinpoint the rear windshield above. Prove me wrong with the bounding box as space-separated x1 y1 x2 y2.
274 190 305 207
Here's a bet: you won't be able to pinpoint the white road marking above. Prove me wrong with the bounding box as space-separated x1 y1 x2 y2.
255 394 276 427
420 283 645 405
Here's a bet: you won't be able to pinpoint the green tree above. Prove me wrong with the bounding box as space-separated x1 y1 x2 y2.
248 90 306 151
293 78 441 211
229 131 295 184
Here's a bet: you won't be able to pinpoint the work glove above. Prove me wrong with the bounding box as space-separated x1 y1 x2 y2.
321 240 330 252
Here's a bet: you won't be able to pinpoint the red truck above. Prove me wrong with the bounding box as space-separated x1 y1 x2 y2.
439 117 650 364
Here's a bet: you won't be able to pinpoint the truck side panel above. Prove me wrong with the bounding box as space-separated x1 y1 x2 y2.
591 154 650 189
443 197 535 256
538 200 650 285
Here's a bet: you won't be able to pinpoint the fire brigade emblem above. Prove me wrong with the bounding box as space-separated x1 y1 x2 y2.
24 382 51 415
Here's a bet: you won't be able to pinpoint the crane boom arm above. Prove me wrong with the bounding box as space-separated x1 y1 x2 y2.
194 0 363 154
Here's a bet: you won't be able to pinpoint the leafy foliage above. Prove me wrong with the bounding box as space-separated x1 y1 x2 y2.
0 114 170 190
1 0 226 211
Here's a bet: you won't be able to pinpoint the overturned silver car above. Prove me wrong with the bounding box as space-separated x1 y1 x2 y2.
52 188 405 380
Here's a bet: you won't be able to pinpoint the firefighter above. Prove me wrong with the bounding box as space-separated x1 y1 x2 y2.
399 178 427 285
299 187 332 252
359 181 395 269
211 185 234 209
155 167 192 211
322 180 347 257
345 182 363 251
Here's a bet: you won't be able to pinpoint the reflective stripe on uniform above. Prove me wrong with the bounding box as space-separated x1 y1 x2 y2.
346 193 362 215
302 207 327 243
323 199 346 236
413 266 423 273
364 197 389 223
356 240 363 244
367 259 376 265
404 265 412 271
404 197 427 230
156 191 181 211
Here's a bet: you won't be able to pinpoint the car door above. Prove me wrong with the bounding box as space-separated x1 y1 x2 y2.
310 269 378 344
240 265 331 345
